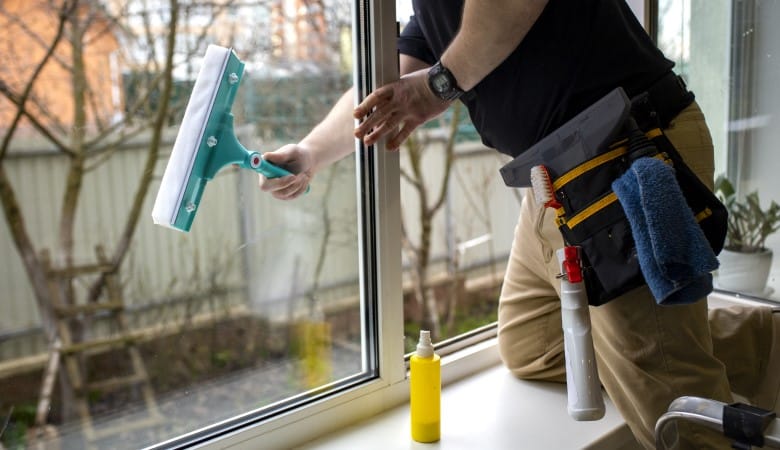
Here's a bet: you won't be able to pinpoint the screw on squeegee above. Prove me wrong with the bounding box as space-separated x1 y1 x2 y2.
185 202 196 213
228 73 239 84
207 136 217 147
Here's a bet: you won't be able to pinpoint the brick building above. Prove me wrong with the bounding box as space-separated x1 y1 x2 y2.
0 0 122 136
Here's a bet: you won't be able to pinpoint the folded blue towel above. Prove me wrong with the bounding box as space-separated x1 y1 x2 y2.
612 157 719 305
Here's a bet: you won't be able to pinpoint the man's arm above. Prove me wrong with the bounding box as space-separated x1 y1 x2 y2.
260 54 430 198
298 87 358 173
400 54 431 76
442 0 549 91
354 1 549 149
291 54 430 171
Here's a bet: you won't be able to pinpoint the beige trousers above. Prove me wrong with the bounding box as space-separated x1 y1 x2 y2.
497 102 776 449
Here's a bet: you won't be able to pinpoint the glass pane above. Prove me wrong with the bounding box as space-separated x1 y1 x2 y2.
0 0 366 449
396 2 521 352
657 0 780 303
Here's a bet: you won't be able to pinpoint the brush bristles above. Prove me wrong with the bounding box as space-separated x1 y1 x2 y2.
151 45 231 229
530 165 555 206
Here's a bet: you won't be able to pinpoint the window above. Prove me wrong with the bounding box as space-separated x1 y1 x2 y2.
0 1 408 449
655 0 780 303
395 1 520 355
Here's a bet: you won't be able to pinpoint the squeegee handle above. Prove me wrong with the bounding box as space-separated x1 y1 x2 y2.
246 152 310 193
557 247 605 422
255 158 293 178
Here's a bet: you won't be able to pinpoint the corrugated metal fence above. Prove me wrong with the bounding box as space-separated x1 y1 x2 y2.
0 131 522 363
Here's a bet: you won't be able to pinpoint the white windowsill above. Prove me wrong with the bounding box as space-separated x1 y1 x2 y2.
204 292 771 449
299 339 636 450
298 292 773 450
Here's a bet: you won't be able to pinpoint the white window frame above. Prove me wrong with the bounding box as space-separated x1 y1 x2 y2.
181 1 499 447
180 1 408 447
157 1 655 448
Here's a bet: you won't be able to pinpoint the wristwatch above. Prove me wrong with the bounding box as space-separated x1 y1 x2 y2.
427 61 465 101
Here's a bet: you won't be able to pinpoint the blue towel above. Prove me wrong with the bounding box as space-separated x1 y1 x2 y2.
611 157 719 305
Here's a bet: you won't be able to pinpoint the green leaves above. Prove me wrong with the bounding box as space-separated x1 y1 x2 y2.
715 175 780 252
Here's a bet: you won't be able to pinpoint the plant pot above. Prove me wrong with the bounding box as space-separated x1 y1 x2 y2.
714 248 773 295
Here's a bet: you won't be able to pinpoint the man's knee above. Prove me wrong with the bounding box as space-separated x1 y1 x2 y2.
498 331 566 382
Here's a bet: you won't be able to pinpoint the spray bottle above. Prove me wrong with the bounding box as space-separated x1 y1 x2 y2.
530 165 604 421
410 330 440 442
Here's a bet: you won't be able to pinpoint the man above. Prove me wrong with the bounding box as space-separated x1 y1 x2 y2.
259 1 780 448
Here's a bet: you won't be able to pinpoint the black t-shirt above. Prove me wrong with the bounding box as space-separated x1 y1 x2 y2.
397 0 674 157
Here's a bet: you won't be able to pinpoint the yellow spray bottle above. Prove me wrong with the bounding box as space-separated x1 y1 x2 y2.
410 330 440 443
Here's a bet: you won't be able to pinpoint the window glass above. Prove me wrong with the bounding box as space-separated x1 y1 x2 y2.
0 1 369 449
395 2 521 352
657 0 780 303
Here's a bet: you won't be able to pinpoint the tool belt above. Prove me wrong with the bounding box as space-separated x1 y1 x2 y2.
500 78 727 306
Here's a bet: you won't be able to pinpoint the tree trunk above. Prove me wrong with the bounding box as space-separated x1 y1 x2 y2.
58 12 88 269
86 0 180 304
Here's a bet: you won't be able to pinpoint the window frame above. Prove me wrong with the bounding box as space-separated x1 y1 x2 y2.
176 0 410 447
182 0 502 447
155 0 652 447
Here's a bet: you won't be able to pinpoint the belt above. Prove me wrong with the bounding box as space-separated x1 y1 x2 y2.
631 71 695 131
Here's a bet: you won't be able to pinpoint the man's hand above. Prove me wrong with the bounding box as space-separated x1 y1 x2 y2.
257 144 314 200
353 68 451 151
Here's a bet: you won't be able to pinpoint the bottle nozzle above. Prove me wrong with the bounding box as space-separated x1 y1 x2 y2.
416 330 434 358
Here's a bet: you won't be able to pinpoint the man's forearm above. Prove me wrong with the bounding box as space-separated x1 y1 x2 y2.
300 87 358 172
441 0 549 91
400 54 431 76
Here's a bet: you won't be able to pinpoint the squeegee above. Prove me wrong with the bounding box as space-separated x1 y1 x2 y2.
152 45 303 232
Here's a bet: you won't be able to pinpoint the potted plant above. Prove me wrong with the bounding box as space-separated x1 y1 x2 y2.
713 175 780 294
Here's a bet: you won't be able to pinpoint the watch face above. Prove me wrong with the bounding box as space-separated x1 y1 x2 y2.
428 62 463 100
431 73 451 93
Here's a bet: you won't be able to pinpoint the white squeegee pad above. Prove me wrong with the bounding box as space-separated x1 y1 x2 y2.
151 45 231 228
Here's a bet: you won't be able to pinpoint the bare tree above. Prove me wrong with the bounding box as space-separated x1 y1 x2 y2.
0 0 302 334
400 104 462 341
0 0 185 423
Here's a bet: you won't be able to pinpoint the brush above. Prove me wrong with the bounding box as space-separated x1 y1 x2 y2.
529 164 561 209
151 44 307 232
530 165 605 421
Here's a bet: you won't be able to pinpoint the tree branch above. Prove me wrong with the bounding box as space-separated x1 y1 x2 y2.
429 104 461 215
0 84 73 156
0 1 76 161
87 0 181 302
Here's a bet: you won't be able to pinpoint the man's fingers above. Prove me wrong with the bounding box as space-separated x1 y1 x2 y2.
362 114 400 147
354 88 393 119
354 106 393 138
272 177 309 200
362 111 404 145
387 121 418 150
258 174 297 192
262 152 288 165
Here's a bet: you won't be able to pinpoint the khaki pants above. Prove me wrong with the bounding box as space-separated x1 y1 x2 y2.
497 102 776 449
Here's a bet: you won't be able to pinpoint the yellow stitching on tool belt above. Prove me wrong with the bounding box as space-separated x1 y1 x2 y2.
566 192 618 229
653 153 672 165
695 207 712 223
553 146 628 190
554 206 567 227
609 138 629 149
645 128 663 139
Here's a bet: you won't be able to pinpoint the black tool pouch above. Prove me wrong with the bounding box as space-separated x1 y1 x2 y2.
500 87 727 306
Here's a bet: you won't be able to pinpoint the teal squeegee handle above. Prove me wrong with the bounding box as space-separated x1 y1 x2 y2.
247 152 311 194
244 151 311 194
204 113 310 193
246 152 290 178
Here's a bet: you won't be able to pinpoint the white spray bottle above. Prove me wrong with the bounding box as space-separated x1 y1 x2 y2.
531 165 604 421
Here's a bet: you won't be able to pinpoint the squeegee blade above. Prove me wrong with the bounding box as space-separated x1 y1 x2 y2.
151 45 231 230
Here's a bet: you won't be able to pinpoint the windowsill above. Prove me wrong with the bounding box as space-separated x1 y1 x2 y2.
297 292 772 450
300 346 635 450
